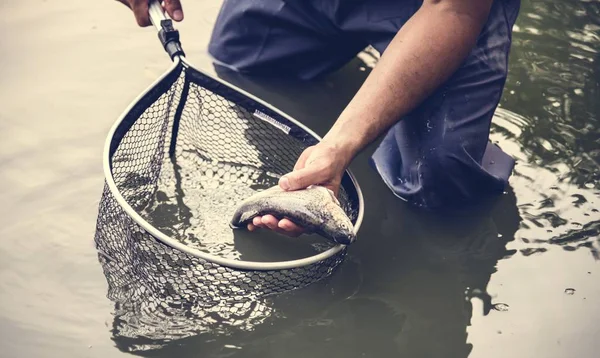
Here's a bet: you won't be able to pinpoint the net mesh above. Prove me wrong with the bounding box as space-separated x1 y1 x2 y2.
94 64 360 343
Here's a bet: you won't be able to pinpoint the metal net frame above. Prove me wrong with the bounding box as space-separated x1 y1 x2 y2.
94 57 364 342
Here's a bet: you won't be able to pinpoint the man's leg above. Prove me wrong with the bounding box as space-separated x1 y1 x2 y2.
207 0 368 81
347 0 522 210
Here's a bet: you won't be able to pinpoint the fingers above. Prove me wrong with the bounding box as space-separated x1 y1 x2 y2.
246 216 305 237
279 164 331 191
119 0 183 27
131 0 150 27
260 215 280 231
163 0 184 21
278 218 305 236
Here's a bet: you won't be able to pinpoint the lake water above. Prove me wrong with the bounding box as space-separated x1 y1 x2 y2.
0 0 598 357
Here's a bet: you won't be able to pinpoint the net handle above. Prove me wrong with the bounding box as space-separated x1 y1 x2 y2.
148 0 185 60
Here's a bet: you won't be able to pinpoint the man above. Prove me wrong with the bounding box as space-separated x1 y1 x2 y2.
118 0 521 237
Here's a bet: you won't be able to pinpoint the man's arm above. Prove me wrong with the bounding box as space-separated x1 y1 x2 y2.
318 0 494 164
252 0 495 234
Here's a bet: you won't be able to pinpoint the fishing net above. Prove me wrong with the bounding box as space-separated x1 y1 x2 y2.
94 61 363 341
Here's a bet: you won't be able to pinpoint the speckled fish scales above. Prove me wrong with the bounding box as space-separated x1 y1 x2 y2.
230 185 356 245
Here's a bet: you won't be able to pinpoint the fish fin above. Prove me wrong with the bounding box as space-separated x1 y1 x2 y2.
329 190 341 206
311 185 341 206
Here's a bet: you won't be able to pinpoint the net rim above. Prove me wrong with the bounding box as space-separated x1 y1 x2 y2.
102 56 365 271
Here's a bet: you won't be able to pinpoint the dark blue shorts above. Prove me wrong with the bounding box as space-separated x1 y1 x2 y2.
208 0 521 210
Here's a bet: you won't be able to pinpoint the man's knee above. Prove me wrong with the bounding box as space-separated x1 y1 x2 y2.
417 140 507 209
207 0 279 74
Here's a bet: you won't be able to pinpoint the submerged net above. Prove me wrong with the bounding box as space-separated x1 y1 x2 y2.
94 63 360 342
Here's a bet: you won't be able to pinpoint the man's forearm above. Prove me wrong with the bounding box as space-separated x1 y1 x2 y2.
322 0 494 160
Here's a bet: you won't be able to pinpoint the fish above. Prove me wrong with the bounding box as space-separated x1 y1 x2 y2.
230 185 356 245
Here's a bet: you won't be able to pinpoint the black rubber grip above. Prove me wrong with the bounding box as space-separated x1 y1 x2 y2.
158 19 185 60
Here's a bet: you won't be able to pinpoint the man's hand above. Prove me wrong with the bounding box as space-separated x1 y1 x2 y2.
116 0 184 27
246 0 493 238
247 141 354 236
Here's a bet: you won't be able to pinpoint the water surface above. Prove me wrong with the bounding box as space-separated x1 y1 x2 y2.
0 0 598 357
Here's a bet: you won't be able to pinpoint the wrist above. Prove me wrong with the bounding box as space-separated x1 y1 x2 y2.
321 130 361 167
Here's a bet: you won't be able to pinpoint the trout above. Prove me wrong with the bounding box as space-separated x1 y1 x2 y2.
230 185 356 245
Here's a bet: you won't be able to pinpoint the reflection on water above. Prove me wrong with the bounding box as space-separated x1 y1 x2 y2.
502 0 600 188
95 183 346 353
491 109 599 259
99 186 520 357
491 0 600 260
